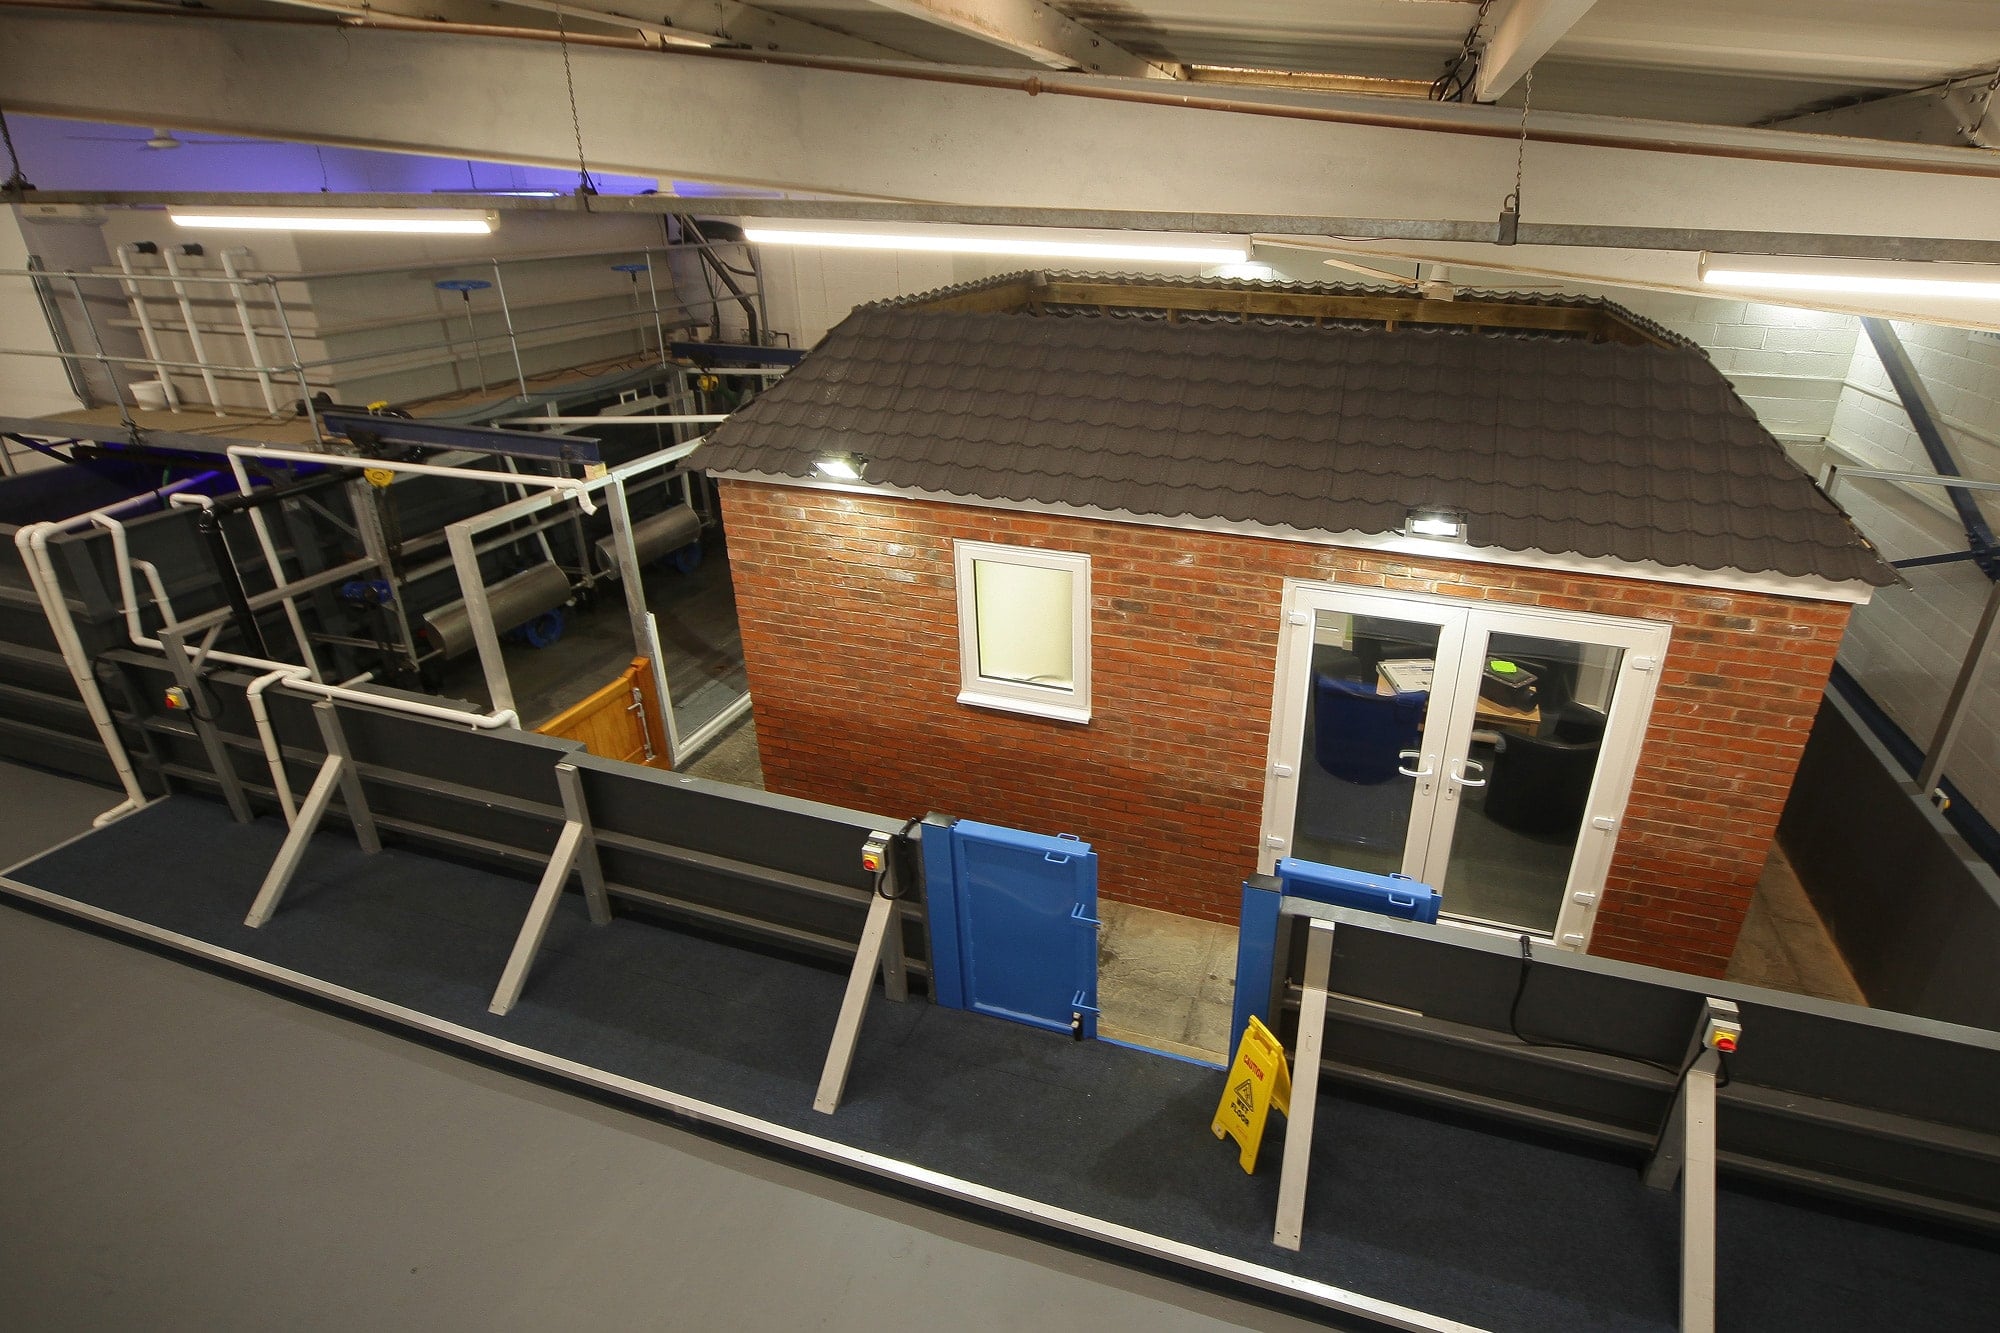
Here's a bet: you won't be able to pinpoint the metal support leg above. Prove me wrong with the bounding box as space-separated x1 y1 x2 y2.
878 899 909 1003
813 889 903 1115
158 626 253 823
814 840 906 1115
490 762 609 1015
244 702 377 927
1274 918 1335 1252
317 701 379 855
1644 997 1742 1333
244 749 343 928
445 521 516 718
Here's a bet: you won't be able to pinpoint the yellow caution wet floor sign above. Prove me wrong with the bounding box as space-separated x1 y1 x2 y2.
1212 1015 1292 1174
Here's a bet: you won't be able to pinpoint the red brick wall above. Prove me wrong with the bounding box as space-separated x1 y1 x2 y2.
720 480 1852 977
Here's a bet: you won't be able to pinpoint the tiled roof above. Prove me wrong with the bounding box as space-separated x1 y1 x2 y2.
695 301 1896 588
864 270 1701 353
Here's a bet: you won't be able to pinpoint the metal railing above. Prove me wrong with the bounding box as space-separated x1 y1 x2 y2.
1821 462 2000 799
1 235 770 436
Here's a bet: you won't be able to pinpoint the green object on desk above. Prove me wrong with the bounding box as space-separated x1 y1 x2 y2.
1490 659 1518 674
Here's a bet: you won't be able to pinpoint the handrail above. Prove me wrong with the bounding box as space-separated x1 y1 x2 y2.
12 475 222 813
222 443 599 514
91 509 520 828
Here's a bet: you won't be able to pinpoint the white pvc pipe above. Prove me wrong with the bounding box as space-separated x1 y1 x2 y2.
92 512 519 825
94 513 516 730
15 477 217 808
246 665 308 822
159 245 227 414
222 443 599 515
220 248 282 415
115 246 181 411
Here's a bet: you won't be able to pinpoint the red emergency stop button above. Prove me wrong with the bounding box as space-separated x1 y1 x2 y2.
1713 1032 1738 1053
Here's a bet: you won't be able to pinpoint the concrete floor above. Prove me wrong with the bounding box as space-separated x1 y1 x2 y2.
0 760 1326 1333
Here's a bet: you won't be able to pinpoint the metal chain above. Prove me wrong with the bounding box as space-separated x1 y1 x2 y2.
0 105 33 194
556 8 597 195
1509 67 1534 213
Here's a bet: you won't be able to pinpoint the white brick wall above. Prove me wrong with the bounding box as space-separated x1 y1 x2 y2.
1827 320 2000 824
1566 286 1859 442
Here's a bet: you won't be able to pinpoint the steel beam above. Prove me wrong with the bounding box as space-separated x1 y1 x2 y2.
1474 1 1598 103
9 13 2000 260
1859 318 2000 576
864 0 1172 78
321 412 602 467
1918 577 2000 795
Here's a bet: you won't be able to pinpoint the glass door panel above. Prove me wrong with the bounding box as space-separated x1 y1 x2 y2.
1435 630 1623 933
1282 607 1449 877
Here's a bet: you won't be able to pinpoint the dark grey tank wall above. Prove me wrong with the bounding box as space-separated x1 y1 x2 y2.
1780 691 2000 1031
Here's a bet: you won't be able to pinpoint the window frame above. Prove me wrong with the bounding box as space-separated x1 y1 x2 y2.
952 539 1092 724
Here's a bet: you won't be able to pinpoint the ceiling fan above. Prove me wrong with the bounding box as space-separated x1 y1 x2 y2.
65 128 270 151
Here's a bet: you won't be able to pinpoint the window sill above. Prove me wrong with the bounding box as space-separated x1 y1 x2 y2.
957 689 1092 726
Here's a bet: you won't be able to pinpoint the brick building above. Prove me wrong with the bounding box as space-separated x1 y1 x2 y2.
695 274 1896 976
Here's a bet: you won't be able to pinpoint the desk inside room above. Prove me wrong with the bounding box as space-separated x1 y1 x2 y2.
1377 658 1541 734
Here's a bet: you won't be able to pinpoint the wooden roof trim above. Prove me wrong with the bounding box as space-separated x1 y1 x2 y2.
1024 280 1662 343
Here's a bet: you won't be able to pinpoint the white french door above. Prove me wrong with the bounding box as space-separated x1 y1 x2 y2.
1257 580 1670 949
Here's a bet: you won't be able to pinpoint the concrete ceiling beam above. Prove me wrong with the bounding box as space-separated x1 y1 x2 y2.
863 0 1176 78
652 1 922 60
1474 0 1598 102
5 10 2000 257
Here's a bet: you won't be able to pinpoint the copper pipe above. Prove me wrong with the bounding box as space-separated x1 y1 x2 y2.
9 0 2000 182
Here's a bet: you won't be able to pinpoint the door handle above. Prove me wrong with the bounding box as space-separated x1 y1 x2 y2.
1070 903 1102 928
1397 749 1435 778
1449 757 1488 789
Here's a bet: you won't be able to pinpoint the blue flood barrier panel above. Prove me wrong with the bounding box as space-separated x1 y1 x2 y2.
919 817 965 1010
949 819 1099 1039
1230 878 1283 1059
1277 857 1442 924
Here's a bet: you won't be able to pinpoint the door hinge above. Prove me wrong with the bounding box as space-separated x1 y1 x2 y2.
1631 655 1658 673
1571 890 1599 907
1272 762 1294 778
1590 815 1618 831
1265 835 1286 849
1287 611 1311 626
1560 933 1586 948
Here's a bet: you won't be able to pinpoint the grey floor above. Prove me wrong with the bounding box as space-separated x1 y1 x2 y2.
0 762 1324 1333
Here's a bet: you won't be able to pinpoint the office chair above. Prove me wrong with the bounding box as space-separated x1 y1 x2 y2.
1313 673 1428 785
1483 730 1601 837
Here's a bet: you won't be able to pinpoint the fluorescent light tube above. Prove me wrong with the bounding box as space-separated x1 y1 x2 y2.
1699 252 2000 300
170 208 495 235
744 223 1248 266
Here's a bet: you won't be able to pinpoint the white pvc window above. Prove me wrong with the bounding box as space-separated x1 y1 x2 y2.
954 540 1091 723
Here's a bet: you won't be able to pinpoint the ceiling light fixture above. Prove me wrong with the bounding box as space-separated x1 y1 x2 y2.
1698 252 2000 300
743 222 1248 266
169 208 497 235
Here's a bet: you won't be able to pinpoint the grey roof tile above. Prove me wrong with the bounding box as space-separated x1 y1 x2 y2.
696 298 1896 587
